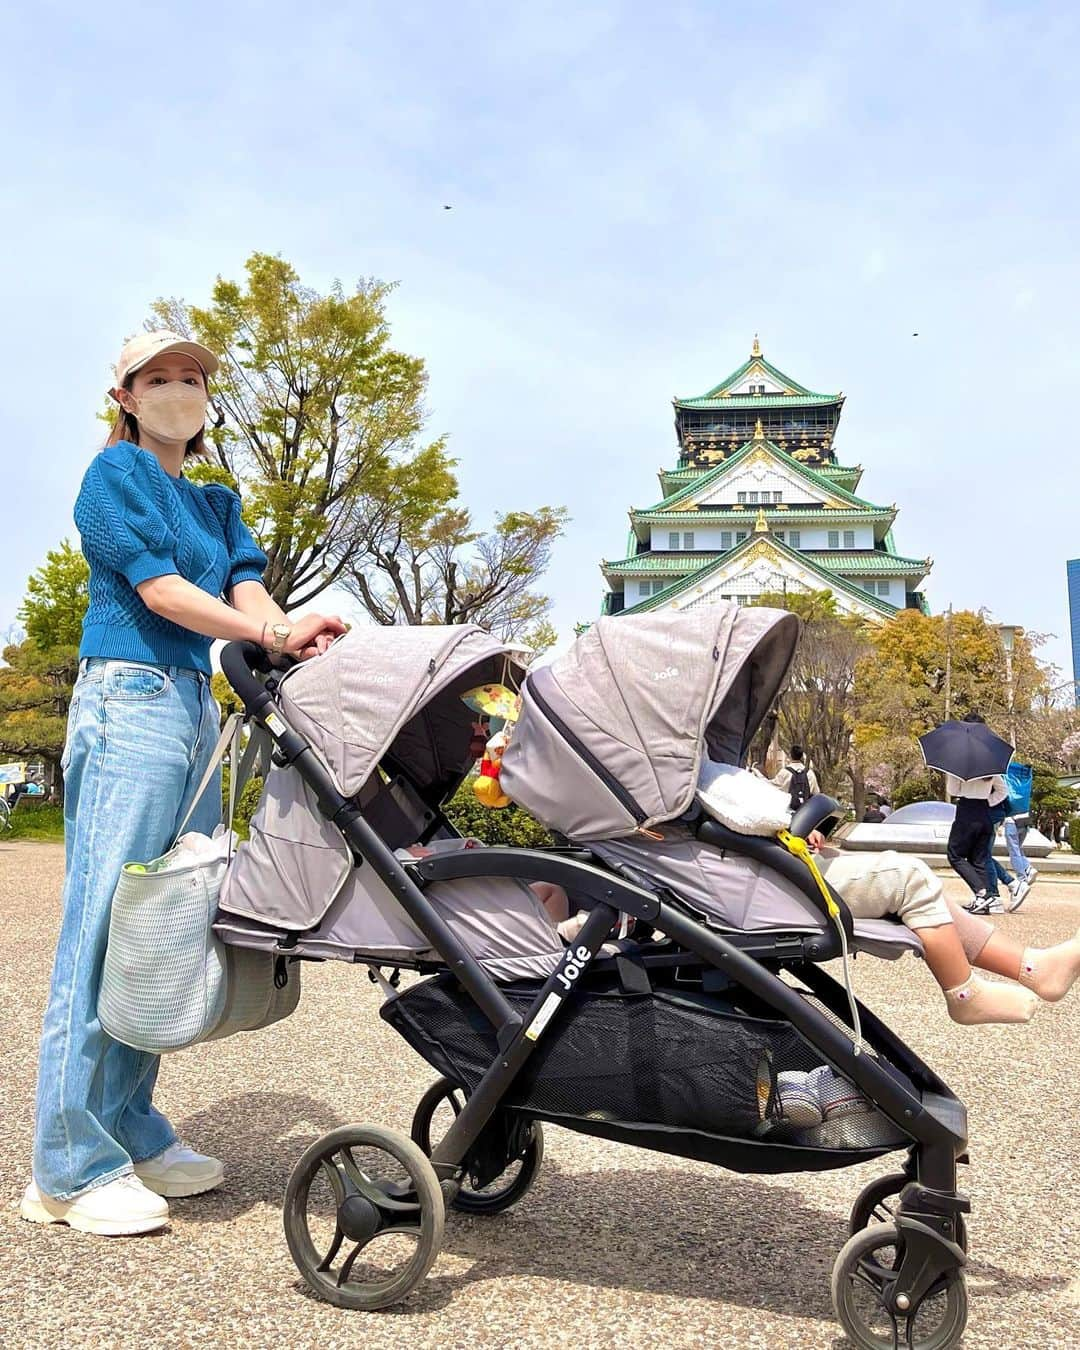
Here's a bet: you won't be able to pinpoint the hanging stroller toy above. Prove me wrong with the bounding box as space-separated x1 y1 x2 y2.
218 609 971 1349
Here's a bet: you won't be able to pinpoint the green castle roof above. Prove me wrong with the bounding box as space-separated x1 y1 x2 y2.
674 344 842 410
618 534 901 619
658 460 863 496
638 435 888 516
603 548 929 579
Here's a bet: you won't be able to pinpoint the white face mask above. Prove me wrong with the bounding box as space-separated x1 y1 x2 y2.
131 383 207 443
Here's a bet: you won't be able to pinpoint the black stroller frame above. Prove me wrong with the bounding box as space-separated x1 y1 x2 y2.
223 641 971 1347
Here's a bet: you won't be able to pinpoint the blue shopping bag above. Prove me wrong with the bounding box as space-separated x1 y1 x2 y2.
1003 762 1032 814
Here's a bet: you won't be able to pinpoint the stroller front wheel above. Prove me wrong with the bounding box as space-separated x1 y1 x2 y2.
832 1223 967 1350
283 1124 444 1310
411 1076 544 1215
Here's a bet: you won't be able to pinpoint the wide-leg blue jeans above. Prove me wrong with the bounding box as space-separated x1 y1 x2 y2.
33 658 221 1200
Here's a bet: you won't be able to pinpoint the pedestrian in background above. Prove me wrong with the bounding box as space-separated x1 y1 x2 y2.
771 744 819 811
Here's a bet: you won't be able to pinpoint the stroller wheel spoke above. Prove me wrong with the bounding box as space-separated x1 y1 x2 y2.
340 1148 420 1214
335 1242 363 1288
317 1225 345 1273
319 1158 348 1206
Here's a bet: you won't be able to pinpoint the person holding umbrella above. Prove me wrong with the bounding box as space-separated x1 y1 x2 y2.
919 712 1011 915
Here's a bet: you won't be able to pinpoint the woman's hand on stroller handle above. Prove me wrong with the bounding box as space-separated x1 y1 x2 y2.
279 613 347 661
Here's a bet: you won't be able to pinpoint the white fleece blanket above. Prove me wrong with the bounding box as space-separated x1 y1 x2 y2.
695 761 793 836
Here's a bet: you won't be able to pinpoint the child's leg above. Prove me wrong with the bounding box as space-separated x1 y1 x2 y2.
819 853 1036 1024
977 925 1080 1002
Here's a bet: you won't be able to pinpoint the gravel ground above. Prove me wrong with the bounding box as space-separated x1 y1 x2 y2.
2 841 1077 1350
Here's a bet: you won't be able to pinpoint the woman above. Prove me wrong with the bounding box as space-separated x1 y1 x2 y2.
21 331 346 1237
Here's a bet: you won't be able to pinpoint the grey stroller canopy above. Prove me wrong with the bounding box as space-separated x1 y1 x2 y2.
500 606 800 842
272 623 530 800
218 624 565 979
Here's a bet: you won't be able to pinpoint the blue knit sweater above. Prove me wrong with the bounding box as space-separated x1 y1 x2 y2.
75 441 268 676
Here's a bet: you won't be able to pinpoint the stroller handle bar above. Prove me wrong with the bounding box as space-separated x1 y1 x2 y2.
220 641 292 715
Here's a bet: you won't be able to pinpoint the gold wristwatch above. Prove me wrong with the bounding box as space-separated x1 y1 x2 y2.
269 623 291 656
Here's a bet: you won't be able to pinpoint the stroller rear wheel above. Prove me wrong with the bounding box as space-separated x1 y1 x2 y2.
850 1172 968 1252
832 1224 967 1350
283 1124 444 1310
411 1077 544 1215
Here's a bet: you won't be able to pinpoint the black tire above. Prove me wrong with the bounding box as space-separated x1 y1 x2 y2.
850 1172 967 1252
831 1224 968 1350
411 1076 544 1215
283 1124 444 1310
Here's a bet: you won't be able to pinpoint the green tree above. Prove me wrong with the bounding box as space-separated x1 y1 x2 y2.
147 253 568 647
0 639 76 797
750 589 872 807
445 781 554 847
149 253 452 609
341 487 568 646
19 540 89 648
1029 764 1078 840
856 609 1051 796
1 543 90 799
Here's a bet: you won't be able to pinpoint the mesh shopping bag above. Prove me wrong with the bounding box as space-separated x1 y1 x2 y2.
99 716 300 1052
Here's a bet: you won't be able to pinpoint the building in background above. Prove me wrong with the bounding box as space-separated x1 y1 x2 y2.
1068 558 1080 706
600 339 931 621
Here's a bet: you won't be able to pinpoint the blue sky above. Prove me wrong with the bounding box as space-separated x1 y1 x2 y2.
3 0 1079 678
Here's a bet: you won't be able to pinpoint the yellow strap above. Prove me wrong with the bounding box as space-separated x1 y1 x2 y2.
776 829 841 920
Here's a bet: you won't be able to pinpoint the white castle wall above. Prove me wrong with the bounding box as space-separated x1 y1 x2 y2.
649 524 877 550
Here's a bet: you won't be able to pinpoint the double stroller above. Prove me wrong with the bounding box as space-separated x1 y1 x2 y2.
218 607 970 1349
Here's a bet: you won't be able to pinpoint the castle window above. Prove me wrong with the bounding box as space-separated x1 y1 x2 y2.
638 580 666 598
721 531 732 549
683 532 695 550
773 491 783 503
737 491 747 503
828 530 840 549
789 530 801 548
736 531 748 543
877 580 891 597
748 491 758 504
843 530 855 549
668 531 680 550
774 531 784 542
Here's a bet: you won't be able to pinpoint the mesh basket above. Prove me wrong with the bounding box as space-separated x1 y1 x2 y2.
382 974 907 1150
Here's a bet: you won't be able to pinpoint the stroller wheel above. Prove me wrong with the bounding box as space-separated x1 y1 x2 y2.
411 1076 544 1216
832 1224 967 1350
850 1173 968 1252
283 1124 444 1310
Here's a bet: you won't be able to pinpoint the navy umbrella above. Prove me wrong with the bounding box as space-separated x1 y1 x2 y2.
918 721 1013 780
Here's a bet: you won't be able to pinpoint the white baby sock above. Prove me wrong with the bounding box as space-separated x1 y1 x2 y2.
1018 928 1080 1002
945 974 1037 1025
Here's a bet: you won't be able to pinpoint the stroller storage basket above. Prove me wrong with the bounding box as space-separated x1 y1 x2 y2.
382 974 909 1155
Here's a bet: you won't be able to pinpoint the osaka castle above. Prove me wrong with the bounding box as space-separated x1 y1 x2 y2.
600 338 931 622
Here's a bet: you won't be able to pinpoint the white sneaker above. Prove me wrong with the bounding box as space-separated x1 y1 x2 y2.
1008 877 1032 912
20 1175 169 1235
134 1142 224 1197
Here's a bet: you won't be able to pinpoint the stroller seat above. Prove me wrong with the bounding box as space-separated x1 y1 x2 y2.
590 825 924 964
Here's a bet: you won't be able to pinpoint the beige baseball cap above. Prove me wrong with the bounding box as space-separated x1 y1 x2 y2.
114 330 220 391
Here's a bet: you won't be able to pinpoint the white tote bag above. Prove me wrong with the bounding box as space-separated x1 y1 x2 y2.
99 715 300 1053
